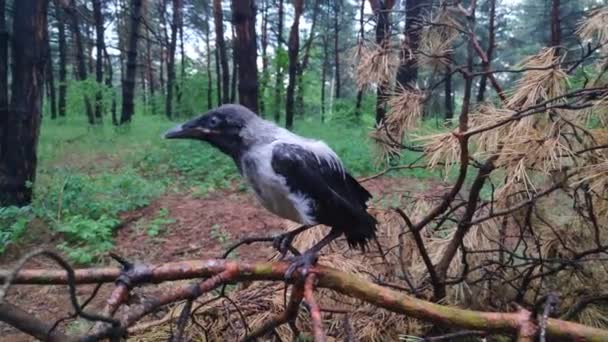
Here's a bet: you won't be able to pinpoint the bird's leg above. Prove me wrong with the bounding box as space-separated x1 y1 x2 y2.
285 229 341 279
272 225 313 258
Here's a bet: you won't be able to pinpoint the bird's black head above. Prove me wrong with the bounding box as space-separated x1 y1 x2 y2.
164 104 256 158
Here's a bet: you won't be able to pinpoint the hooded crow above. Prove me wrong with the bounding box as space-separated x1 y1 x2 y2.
165 104 377 276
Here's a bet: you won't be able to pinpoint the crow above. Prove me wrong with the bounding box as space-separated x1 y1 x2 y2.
165 104 377 276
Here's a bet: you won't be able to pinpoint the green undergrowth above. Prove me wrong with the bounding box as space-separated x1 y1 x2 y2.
1 106 440 264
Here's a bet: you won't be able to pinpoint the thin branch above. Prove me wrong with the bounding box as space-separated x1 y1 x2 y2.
304 274 326 342
242 282 304 341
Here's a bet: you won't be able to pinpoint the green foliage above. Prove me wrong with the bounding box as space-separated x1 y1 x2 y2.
56 215 118 264
0 206 32 253
145 208 176 237
32 169 163 263
64 78 115 120
274 47 289 71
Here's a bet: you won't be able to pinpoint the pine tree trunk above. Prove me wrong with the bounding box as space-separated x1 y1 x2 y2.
87 21 95 76
55 4 67 118
46 41 57 120
321 34 328 122
166 0 181 119
285 0 303 129
476 0 496 103
62 0 95 124
444 65 453 121
354 0 366 117
215 48 222 105
120 0 144 124
459 5 476 121
259 0 269 115
93 0 105 120
0 0 48 207
0 0 7 122
232 0 259 112
159 0 168 96
145 28 155 98
178 17 185 110
550 0 561 48
333 0 341 99
369 0 395 125
204 1 213 109
230 25 237 103
396 0 431 88
104 47 117 126
273 0 284 122
213 0 230 104
140 56 147 106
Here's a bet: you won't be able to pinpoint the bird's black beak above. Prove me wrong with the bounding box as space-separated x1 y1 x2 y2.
164 118 213 140
164 123 197 139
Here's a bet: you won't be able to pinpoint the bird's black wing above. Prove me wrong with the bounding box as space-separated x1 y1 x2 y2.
271 143 376 249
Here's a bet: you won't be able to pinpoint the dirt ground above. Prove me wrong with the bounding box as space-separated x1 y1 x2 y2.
0 176 436 341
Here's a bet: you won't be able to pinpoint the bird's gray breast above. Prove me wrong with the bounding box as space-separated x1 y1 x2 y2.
240 150 312 224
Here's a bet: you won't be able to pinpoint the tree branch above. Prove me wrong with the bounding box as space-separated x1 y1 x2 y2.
2 259 608 341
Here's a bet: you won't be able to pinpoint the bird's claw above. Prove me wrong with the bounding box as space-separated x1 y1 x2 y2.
285 251 318 280
272 233 295 259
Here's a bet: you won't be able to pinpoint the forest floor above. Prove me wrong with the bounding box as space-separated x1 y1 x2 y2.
1 175 437 341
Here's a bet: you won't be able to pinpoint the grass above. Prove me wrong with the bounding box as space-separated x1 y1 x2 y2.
1 107 440 264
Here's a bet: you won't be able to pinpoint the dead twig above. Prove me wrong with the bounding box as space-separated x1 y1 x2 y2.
242 281 305 341
304 273 327 342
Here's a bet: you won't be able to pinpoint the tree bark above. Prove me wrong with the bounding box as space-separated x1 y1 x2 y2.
62 0 95 124
259 0 269 115
369 0 395 125
232 0 259 112
396 0 431 88
159 0 169 96
476 0 496 103
444 65 453 121
0 0 48 206
333 0 341 99
93 0 105 120
178 13 185 110
204 1 213 110
104 48 117 126
550 0 561 48
213 0 230 104
459 6 476 124
321 33 328 122
0 0 8 123
214 48 222 106
55 5 67 118
46 39 57 120
230 24 237 103
285 0 304 129
273 0 285 122
120 0 144 124
145 25 156 114
166 0 181 119
354 0 366 117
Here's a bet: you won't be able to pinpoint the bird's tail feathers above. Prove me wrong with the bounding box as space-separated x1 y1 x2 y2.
343 213 377 251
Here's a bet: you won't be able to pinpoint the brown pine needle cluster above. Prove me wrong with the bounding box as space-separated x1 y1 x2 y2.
506 48 568 110
418 7 463 69
355 42 400 91
577 7 608 44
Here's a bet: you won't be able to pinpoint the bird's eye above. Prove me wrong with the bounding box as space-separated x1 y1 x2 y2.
208 116 220 127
